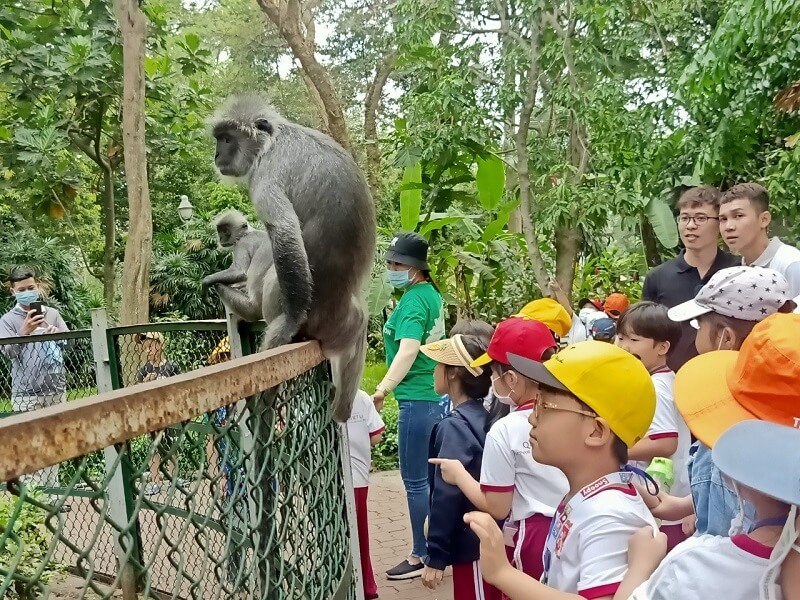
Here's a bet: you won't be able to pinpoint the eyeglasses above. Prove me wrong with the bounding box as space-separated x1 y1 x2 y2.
534 400 597 420
677 215 719 226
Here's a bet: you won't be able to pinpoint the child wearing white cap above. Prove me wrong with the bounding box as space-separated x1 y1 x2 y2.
653 266 796 536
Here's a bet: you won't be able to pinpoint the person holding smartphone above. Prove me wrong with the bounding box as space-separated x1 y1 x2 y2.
0 267 69 488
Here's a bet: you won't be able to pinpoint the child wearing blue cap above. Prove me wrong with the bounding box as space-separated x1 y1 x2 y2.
628 420 800 600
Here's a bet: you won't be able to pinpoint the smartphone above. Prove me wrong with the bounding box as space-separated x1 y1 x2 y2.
29 301 43 318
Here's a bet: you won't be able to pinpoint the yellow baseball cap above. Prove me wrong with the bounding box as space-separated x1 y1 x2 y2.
209 336 232 364
508 341 655 447
420 334 484 376
514 298 571 338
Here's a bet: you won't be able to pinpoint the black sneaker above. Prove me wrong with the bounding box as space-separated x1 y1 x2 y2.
385 559 424 580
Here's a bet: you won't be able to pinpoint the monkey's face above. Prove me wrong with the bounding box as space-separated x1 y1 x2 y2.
217 221 248 247
213 120 273 179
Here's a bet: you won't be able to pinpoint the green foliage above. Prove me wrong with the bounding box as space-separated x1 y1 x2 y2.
644 197 680 250
399 163 423 230
573 247 645 302
361 362 398 471
150 212 231 320
475 154 505 212
0 490 67 596
371 397 399 471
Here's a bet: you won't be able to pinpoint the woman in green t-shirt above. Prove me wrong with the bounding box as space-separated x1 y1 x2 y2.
372 231 447 580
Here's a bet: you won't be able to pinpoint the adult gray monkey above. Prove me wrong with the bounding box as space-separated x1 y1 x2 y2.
202 209 275 322
209 95 376 422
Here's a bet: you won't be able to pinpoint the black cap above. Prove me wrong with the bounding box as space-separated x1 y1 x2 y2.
385 232 430 270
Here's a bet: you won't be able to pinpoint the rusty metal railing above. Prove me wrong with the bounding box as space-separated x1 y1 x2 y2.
0 309 359 600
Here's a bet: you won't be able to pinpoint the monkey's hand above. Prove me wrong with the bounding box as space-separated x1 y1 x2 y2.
203 268 247 289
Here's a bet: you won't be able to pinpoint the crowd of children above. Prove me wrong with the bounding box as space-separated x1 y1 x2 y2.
345 183 800 600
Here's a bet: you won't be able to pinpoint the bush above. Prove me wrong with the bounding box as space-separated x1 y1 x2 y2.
0 490 66 597
361 362 400 471
372 397 399 471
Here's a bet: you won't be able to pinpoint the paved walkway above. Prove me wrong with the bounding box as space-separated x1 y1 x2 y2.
367 470 453 600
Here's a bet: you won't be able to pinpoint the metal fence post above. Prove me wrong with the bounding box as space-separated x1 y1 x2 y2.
225 309 259 594
338 422 364 600
91 308 139 600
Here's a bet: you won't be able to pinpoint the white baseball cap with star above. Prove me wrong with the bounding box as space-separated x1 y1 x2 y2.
668 266 791 323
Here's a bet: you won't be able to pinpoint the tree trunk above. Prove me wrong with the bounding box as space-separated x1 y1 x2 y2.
115 0 152 327
554 225 582 302
101 167 116 310
552 6 590 305
364 49 397 204
514 7 550 295
498 0 522 233
257 0 352 154
640 215 662 268
300 70 330 133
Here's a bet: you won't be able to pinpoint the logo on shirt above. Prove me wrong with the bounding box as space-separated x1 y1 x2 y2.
513 441 531 455
554 519 572 558
793 417 800 429
580 476 609 497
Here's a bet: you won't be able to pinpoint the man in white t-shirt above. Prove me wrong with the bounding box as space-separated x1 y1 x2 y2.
347 390 385 600
719 182 800 296
615 302 690 551
463 341 659 600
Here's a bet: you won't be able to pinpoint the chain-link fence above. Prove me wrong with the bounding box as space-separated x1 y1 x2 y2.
0 314 357 600
0 330 97 415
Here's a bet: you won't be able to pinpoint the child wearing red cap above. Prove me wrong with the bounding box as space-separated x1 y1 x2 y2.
431 317 569 584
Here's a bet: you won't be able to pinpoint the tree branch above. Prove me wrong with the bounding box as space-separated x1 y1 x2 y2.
44 182 103 282
515 4 550 295
256 0 353 153
364 49 398 202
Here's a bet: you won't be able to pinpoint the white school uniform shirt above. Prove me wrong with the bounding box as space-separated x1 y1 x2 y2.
543 477 658 598
566 309 605 344
629 534 773 600
346 390 385 488
632 370 691 504
480 403 568 521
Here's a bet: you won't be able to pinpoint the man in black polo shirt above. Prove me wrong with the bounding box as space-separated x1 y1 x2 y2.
642 186 740 371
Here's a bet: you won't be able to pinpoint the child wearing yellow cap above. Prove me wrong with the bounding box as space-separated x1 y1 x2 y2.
464 341 660 600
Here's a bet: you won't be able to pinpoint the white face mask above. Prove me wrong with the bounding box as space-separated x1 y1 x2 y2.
491 374 515 406
728 481 758 536
760 504 799 600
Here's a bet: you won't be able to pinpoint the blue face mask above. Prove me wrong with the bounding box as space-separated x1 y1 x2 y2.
387 268 413 289
15 289 40 306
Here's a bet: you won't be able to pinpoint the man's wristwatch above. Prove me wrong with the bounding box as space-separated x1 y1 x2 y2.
375 384 391 397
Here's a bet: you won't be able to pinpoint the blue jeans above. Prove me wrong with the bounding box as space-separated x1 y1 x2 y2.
398 399 447 558
689 442 741 536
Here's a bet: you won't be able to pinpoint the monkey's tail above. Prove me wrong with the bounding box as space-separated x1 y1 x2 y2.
328 305 368 423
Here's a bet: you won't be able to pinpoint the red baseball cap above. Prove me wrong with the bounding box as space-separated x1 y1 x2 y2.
470 317 557 368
